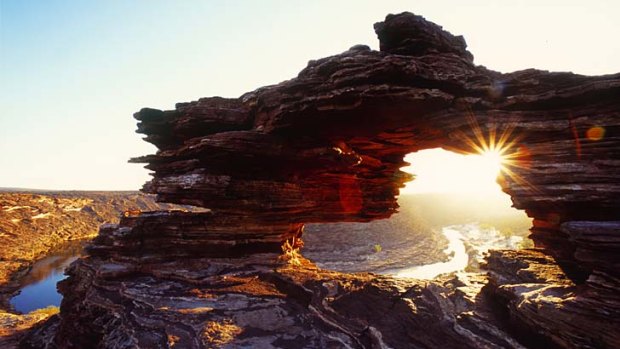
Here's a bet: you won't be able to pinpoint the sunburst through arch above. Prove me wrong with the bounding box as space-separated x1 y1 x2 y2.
427 112 542 200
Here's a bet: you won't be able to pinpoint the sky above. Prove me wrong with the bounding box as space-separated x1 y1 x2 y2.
402 148 504 195
1 0 619 190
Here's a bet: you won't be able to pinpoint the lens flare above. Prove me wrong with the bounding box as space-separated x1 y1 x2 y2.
586 126 605 141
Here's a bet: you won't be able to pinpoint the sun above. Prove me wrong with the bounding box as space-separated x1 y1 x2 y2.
479 148 505 174
401 148 507 195
401 116 522 196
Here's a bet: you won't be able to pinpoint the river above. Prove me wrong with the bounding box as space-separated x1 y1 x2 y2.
10 240 86 313
387 223 525 279
390 227 468 279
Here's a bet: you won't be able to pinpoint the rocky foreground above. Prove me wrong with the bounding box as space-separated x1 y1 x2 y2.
23 12 620 348
24 248 581 349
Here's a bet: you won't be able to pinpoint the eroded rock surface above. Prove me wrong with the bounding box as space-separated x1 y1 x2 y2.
30 12 620 348
485 249 620 349
47 253 527 349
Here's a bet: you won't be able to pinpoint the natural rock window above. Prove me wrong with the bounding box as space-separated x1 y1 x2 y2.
304 148 533 278
35 12 620 349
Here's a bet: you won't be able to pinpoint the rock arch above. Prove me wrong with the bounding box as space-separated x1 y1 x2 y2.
132 12 618 277
43 13 620 349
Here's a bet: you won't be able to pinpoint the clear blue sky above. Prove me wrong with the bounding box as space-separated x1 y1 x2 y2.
1 0 618 190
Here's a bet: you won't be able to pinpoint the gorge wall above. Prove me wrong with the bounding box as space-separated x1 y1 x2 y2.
0 191 180 302
0 191 184 348
33 12 620 349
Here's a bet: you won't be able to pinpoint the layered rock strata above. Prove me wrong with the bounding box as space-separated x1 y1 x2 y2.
485 249 620 349
44 254 527 348
42 12 620 348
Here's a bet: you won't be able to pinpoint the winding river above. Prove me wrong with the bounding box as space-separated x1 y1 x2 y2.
390 227 468 279
389 223 524 279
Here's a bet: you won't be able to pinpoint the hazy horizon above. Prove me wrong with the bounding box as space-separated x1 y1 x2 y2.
2 0 619 190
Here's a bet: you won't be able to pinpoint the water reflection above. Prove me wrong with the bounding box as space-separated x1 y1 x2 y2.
10 240 86 313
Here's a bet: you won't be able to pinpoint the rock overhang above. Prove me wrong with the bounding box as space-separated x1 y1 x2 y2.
132 12 619 232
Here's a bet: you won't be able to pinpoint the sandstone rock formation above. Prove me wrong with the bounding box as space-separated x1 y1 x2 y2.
32 12 619 348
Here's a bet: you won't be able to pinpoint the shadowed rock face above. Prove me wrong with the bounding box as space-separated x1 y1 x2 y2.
40 12 620 349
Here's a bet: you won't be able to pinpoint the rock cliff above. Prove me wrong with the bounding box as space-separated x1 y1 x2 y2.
0 191 180 301
32 12 620 348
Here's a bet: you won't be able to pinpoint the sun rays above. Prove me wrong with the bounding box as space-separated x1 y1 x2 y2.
451 112 542 198
401 111 538 197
